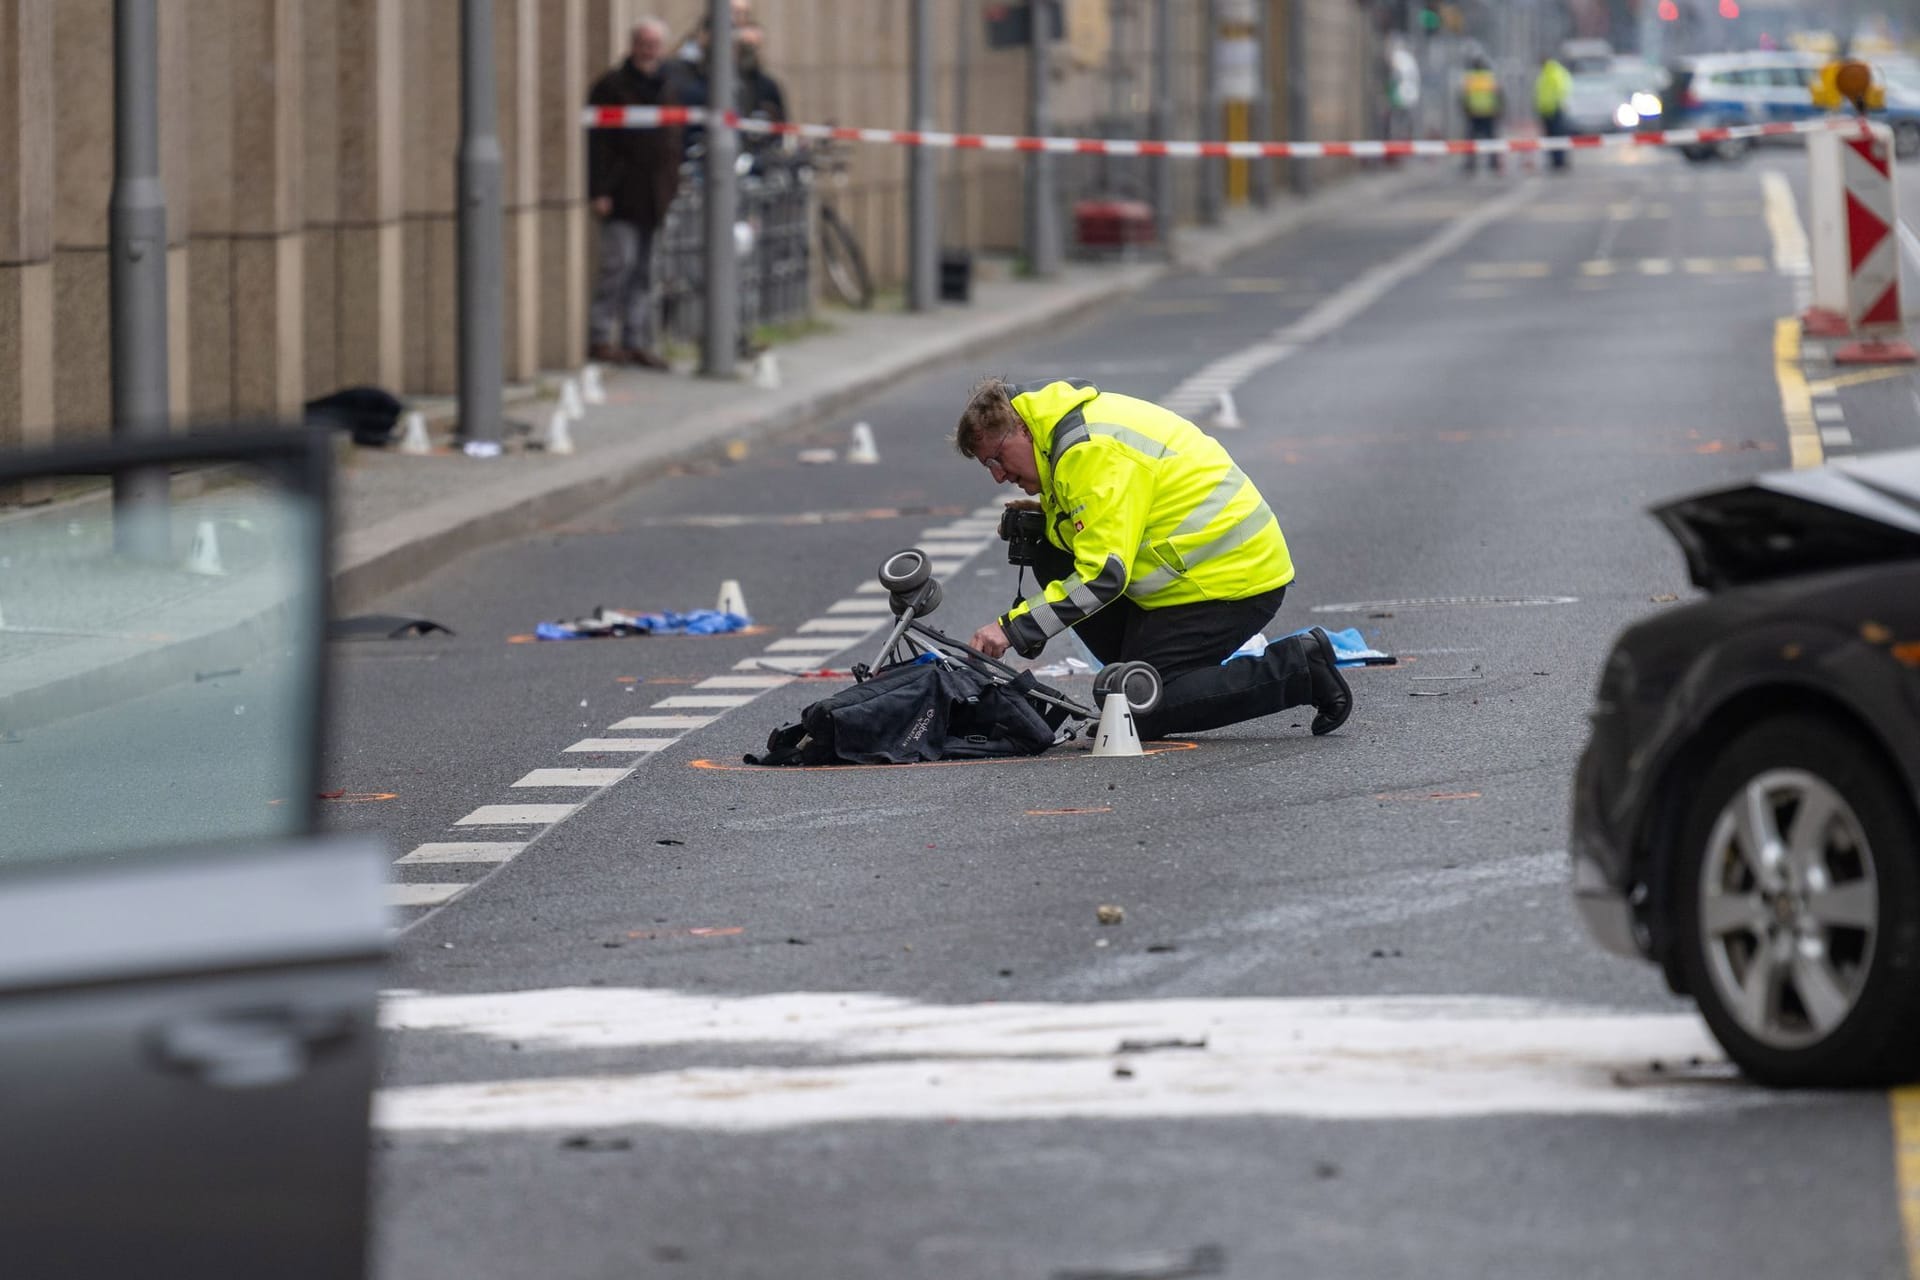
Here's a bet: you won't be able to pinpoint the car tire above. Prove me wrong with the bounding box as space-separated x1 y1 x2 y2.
1681 143 1716 163
1713 136 1753 162
1673 715 1920 1087
1896 122 1920 160
877 548 931 593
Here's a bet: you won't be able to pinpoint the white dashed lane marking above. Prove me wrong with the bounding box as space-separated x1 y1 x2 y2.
797 618 885 633
694 675 794 688
765 638 852 653
511 768 634 788
388 884 467 907
564 737 675 752
827 598 893 614
608 714 718 729
455 804 582 826
652 694 760 707
1813 401 1845 422
397 842 526 865
913 542 988 556
1822 426 1854 446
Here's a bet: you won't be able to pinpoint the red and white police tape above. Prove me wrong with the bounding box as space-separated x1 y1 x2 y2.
583 104 1857 159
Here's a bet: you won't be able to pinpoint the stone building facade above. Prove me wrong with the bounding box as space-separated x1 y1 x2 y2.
0 0 1381 454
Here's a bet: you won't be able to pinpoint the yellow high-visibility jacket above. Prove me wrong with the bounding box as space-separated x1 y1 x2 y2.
997 379 1295 657
1462 69 1501 120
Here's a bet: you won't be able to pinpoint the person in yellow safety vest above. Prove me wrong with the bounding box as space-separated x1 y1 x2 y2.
1460 55 1504 175
956 377 1353 740
1536 55 1574 172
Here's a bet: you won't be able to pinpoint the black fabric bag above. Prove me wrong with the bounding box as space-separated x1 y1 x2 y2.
746 660 1059 766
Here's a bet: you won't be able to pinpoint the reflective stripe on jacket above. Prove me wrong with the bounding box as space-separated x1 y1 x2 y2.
996 379 1295 656
1462 69 1501 119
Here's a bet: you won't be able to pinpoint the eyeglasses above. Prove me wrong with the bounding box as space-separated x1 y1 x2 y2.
978 431 1024 478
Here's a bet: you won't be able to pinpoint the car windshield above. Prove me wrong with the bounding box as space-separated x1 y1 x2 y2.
0 461 323 867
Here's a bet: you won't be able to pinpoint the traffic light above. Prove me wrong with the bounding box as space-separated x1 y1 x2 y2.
1419 4 1441 31
1658 0 1679 18
1719 0 1739 16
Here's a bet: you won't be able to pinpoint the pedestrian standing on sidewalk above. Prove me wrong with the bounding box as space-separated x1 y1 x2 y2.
587 18 683 371
956 378 1353 742
1460 55 1503 176
1536 54 1574 173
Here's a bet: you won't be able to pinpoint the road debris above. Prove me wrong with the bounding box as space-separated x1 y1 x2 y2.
1096 904 1126 925
1052 1243 1226 1280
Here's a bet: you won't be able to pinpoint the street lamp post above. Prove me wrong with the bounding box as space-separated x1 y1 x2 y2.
702 0 739 376
457 0 503 449
110 0 170 559
1026 0 1062 277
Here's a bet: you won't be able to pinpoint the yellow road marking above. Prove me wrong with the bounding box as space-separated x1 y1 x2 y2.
1466 261 1551 280
1774 317 1823 468
1579 260 1618 276
1731 255 1770 273
1607 201 1638 221
1683 258 1719 275
1892 1087 1920 1279
1638 258 1674 275
1809 365 1912 395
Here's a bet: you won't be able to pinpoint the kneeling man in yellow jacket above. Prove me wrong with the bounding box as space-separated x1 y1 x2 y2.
957 376 1352 740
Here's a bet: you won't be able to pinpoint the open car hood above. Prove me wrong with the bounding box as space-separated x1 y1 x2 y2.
1652 447 1920 591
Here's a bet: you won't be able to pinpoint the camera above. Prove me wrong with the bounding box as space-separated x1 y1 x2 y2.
999 506 1047 567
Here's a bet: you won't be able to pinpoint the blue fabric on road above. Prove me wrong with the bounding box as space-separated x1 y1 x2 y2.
536 608 752 640
1223 625 1395 668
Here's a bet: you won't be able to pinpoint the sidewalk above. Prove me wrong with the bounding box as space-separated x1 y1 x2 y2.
345 167 1430 613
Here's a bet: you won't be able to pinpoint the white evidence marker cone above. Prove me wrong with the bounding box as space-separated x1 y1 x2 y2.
1089 693 1144 758
398 411 432 455
559 377 586 421
716 579 749 618
1213 391 1243 430
847 422 881 465
580 364 606 405
545 408 575 456
752 351 781 389
186 520 226 576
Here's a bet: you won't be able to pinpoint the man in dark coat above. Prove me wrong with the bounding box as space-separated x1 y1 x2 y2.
587 18 682 370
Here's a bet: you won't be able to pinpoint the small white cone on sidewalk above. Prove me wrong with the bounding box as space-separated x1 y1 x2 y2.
186 520 226 576
1213 391 1243 430
544 408 575 456
752 351 781 389
398 411 432 455
847 422 880 465
1089 693 1144 758
559 377 586 421
580 364 606 405
716 579 750 618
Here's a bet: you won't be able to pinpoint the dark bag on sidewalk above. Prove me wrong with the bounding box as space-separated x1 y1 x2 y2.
745 659 1057 766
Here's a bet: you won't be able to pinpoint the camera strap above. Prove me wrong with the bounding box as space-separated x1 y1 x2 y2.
1012 566 1027 612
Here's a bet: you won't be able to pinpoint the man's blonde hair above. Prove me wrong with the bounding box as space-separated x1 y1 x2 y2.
953 376 1024 459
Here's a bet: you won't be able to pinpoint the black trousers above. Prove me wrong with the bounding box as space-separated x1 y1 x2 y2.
1026 545 1316 739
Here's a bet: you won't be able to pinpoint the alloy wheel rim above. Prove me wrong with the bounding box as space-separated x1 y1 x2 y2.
1699 768 1878 1050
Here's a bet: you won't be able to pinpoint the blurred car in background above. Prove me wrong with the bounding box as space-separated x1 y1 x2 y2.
1571 449 1920 1088
1667 51 1826 160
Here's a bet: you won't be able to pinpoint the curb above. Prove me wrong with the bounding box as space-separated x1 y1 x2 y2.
332 165 1434 614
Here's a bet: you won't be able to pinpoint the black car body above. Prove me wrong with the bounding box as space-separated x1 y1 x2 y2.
1572 449 1920 1086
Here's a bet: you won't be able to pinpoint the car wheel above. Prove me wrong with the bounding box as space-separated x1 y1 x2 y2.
1674 715 1920 1087
1713 136 1753 161
1896 122 1920 159
1681 144 1715 163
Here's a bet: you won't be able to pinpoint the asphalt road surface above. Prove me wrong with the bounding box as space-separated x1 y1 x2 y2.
329 145 1920 1280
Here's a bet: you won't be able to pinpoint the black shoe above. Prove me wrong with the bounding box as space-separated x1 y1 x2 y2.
1306 626 1353 736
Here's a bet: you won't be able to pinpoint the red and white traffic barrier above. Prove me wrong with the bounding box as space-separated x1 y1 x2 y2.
1805 120 1915 362
584 104 1852 159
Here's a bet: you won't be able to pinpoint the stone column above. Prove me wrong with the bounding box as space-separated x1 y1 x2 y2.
187 0 235 421
336 0 404 390
0 0 54 469
52 0 115 435
538 0 585 370
302 0 342 395
401 0 459 394
499 0 541 381
229 0 306 419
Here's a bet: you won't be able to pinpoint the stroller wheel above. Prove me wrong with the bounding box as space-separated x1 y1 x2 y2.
1093 661 1161 716
889 578 942 617
878 548 931 593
